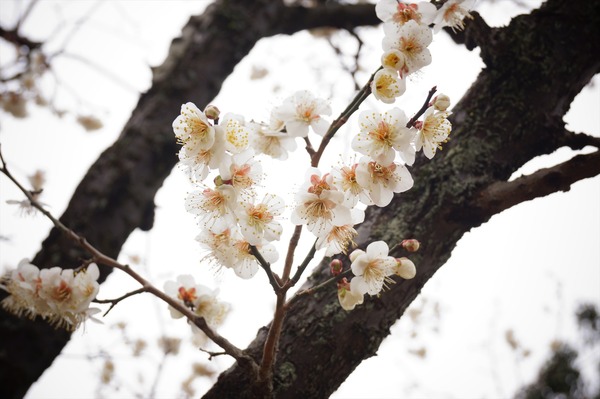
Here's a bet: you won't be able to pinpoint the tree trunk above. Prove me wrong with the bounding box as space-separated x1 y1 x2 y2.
0 0 598 398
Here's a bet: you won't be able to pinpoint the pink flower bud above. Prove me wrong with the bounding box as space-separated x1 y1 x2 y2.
401 239 420 252
330 259 343 276
337 277 351 291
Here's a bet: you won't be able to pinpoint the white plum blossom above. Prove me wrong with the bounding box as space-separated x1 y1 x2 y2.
221 112 250 154
249 114 298 160
291 169 353 237
316 208 364 256
355 157 414 207
229 237 279 279
185 185 237 229
415 106 452 159
218 149 263 195
433 0 475 33
383 20 433 75
1 260 100 330
236 194 284 245
173 102 215 152
273 90 331 137
337 278 364 311
196 225 236 269
178 127 226 183
350 241 397 296
376 1 436 26
370 68 406 103
352 108 417 165
331 162 370 207
164 274 229 327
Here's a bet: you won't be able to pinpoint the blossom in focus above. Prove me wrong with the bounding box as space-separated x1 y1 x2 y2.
173 102 215 151
178 127 226 182
433 0 475 33
370 68 406 104
291 170 353 237
316 208 364 256
218 149 263 194
355 157 414 207
221 113 250 154
415 106 452 159
350 241 397 296
236 194 285 245
352 108 416 165
383 20 433 75
376 1 436 26
332 163 370 207
184 185 237 229
273 90 331 137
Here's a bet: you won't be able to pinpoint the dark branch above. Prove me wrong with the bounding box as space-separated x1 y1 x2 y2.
474 151 600 217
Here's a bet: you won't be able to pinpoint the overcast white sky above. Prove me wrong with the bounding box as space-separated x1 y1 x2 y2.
0 1 598 398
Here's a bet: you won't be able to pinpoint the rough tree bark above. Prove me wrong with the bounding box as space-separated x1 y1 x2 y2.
1 0 598 398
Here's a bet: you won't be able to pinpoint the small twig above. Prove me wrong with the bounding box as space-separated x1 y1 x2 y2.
311 66 382 167
304 137 316 157
286 239 318 289
406 86 437 128
249 245 281 292
94 287 147 316
199 348 228 360
15 0 40 32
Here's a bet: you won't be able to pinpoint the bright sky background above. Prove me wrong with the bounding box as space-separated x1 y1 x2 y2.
0 1 598 398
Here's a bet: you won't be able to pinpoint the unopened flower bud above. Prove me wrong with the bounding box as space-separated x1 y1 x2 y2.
395 257 416 279
432 94 451 111
401 239 420 252
204 105 220 121
330 259 343 276
349 249 365 263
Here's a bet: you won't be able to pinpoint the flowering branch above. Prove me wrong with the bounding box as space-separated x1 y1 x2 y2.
0 145 254 366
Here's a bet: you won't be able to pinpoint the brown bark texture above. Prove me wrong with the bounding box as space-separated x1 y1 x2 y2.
0 0 598 398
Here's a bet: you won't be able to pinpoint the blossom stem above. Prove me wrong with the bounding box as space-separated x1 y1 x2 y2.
249 245 281 292
311 66 382 168
285 268 354 310
406 86 437 128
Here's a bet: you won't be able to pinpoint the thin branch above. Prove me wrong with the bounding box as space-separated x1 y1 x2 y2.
311 66 382 167
199 348 228 360
286 268 353 310
249 245 281 292
94 287 147 316
286 239 318 289
474 150 600 217
15 0 40 33
558 129 600 150
282 225 303 284
304 137 316 157
0 145 254 367
406 86 437 128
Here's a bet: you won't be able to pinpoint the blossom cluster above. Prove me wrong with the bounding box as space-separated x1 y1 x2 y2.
172 0 473 310
174 89 336 279
0 259 100 330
